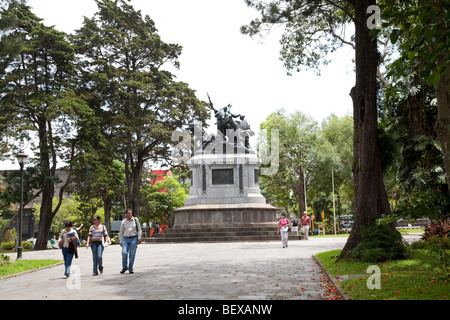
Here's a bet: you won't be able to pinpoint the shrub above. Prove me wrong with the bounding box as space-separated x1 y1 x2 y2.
1 241 33 251
22 242 33 250
0 241 15 251
351 223 409 262
411 237 450 250
0 254 11 266
421 216 450 241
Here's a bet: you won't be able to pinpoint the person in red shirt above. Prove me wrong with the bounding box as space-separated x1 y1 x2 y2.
301 211 311 240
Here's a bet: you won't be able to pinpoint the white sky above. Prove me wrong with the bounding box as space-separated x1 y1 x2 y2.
2 0 355 170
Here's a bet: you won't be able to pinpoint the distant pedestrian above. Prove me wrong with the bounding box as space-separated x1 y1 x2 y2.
119 209 142 274
291 216 299 234
50 235 59 249
277 213 291 248
301 211 311 240
153 222 160 237
59 220 79 279
86 215 109 276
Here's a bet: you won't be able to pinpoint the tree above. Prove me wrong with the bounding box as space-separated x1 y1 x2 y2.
73 0 209 217
258 111 354 224
0 3 92 250
242 0 392 259
309 114 354 217
258 109 318 215
382 0 450 196
140 174 188 228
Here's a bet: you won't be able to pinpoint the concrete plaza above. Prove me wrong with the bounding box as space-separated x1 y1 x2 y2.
0 237 354 300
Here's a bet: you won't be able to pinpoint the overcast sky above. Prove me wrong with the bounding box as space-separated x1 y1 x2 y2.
2 0 355 169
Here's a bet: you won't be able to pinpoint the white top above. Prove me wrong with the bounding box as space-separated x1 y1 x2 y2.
119 217 142 242
59 228 79 248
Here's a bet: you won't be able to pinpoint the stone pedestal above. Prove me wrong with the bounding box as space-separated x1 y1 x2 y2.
184 153 265 206
174 203 278 229
173 152 278 230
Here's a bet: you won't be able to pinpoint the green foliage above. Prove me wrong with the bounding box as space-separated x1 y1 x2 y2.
0 254 11 266
411 237 450 251
394 189 449 223
242 0 353 74
381 0 449 87
22 241 32 249
258 110 353 218
140 174 188 226
351 223 409 262
318 249 450 300
0 259 62 278
73 0 209 214
0 241 15 251
420 216 450 277
0 236 33 251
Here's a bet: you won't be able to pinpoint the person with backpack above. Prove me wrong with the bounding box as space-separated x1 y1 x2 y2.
119 209 142 274
291 216 299 235
59 220 79 279
86 215 109 276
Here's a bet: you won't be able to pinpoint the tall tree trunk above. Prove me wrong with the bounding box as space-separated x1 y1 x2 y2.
131 153 144 218
292 169 306 216
338 0 391 260
34 121 56 250
435 64 450 195
104 195 112 236
34 168 56 250
124 140 143 218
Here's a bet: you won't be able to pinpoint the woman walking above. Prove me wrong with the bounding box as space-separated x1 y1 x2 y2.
60 220 79 279
277 213 291 248
86 215 109 276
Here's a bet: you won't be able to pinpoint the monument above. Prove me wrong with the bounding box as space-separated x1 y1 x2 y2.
172 95 279 235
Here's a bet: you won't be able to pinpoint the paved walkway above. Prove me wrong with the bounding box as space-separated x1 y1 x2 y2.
1 238 350 300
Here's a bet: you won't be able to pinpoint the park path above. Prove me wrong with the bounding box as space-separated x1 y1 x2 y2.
0 237 349 300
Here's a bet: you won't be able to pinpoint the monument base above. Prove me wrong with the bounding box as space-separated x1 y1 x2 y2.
146 203 300 243
173 203 279 228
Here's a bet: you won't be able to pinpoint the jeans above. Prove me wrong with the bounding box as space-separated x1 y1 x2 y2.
121 236 138 271
90 242 104 274
62 247 74 276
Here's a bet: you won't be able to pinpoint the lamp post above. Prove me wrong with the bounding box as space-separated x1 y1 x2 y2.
16 152 28 260
169 197 173 228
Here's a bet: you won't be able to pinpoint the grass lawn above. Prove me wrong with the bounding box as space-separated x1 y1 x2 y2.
0 259 62 278
316 249 449 300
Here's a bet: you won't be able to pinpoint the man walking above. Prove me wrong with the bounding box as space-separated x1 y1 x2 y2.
119 209 142 274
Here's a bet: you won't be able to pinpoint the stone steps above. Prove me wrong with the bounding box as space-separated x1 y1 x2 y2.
144 225 303 243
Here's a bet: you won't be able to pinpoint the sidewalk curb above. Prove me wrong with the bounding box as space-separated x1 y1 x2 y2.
0 262 63 281
312 254 352 300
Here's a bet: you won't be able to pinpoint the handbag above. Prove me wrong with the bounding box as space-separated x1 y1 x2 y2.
58 239 63 249
102 225 111 247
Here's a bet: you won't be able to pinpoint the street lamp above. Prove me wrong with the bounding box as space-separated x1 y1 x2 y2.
16 152 28 260
169 197 173 228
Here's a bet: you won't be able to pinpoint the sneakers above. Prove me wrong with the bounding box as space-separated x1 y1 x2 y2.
120 268 128 274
